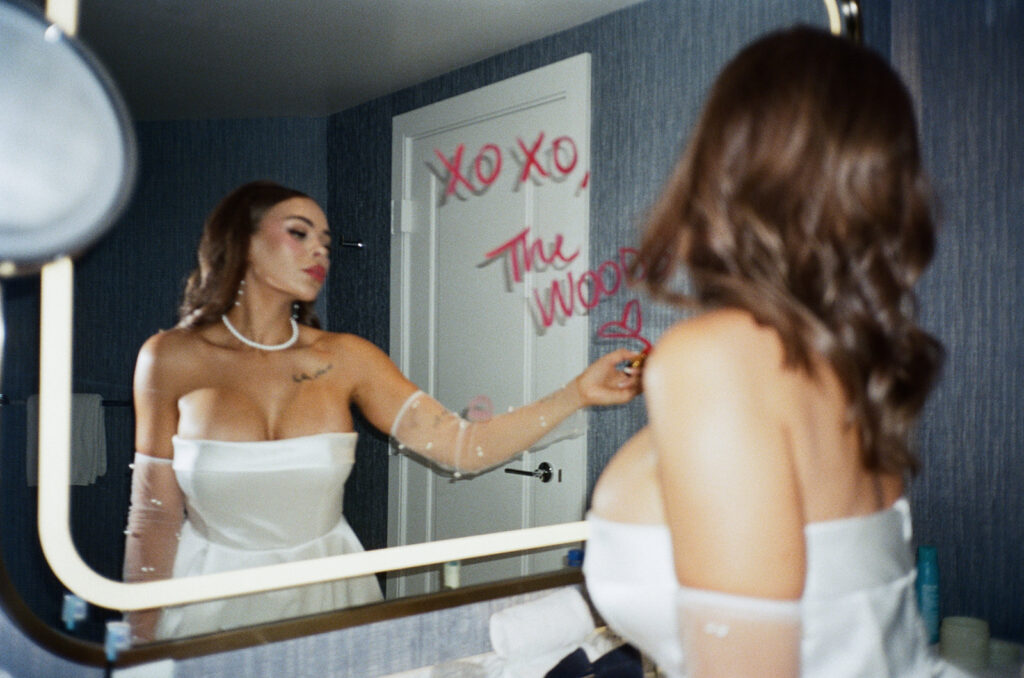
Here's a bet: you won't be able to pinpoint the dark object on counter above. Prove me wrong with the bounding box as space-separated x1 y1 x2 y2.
545 643 643 678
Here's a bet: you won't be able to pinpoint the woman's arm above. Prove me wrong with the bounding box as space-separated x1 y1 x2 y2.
122 333 187 643
348 336 642 475
644 311 804 677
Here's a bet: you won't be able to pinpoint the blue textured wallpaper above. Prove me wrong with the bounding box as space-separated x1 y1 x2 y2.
891 0 1024 643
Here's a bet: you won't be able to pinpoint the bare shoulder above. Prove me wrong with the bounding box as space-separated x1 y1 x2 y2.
133 327 209 401
643 307 785 439
306 331 409 397
139 325 197 351
645 309 805 597
317 332 417 431
644 308 784 395
334 331 387 356
310 330 392 366
136 327 205 372
134 324 250 388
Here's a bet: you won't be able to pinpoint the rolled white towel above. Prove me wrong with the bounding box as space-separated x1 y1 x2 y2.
489 587 595 661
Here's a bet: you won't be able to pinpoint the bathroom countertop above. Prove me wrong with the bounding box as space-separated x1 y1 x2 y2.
376 626 646 678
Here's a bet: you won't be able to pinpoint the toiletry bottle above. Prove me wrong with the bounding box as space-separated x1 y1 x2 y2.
443 560 461 589
915 545 940 644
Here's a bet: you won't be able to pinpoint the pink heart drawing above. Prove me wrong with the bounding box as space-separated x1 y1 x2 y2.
597 299 652 352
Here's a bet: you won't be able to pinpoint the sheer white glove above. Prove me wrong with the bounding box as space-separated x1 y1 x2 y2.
389 348 642 477
390 387 585 478
678 585 801 678
122 453 184 643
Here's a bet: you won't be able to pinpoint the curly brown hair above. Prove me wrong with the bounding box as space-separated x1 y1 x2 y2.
633 26 942 475
177 180 322 329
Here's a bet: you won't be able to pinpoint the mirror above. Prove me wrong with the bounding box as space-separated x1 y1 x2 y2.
0 0 846 658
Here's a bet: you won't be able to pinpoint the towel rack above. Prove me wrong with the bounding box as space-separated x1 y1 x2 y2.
0 394 131 407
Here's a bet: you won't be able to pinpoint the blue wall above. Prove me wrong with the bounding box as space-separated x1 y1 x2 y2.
890 0 1024 643
0 117 328 641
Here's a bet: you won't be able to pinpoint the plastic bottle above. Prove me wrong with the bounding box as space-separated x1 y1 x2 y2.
916 545 940 644
61 593 87 631
442 560 460 589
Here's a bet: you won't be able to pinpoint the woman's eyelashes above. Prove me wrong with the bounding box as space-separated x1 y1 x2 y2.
288 225 331 256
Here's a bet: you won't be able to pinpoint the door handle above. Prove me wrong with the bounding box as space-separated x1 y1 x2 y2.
504 462 553 483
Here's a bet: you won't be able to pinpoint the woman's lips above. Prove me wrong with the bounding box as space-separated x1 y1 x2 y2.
304 265 326 283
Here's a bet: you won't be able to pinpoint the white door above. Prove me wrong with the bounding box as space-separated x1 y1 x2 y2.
388 54 592 597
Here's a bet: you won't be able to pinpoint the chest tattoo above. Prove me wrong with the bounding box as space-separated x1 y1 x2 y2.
293 363 333 383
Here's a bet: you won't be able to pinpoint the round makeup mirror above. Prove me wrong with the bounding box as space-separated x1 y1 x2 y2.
0 0 135 276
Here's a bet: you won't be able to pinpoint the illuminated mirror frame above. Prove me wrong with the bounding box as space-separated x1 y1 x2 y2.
39 257 589 613
29 0 850 657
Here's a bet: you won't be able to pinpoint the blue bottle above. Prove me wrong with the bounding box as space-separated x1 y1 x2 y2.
915 545 940 644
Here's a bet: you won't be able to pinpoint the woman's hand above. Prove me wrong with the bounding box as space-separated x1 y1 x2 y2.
573 347 645 407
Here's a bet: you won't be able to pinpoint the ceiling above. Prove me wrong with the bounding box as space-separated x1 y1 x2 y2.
73 0 648 120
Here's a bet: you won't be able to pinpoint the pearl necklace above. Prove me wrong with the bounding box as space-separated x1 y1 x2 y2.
221 315 299 351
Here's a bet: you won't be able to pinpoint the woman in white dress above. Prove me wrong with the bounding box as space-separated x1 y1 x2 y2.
583 27 969 677
122 180 642 642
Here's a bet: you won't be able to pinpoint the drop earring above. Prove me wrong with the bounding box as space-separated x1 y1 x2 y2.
292 301 300 320
234 279 245 307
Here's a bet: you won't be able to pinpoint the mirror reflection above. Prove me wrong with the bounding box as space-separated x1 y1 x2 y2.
0 0 836 650
121 180 639 642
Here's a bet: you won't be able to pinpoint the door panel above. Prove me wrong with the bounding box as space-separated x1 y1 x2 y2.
389 54 591 596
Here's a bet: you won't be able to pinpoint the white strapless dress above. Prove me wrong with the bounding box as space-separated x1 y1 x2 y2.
584 499 972 677
155 432 383 640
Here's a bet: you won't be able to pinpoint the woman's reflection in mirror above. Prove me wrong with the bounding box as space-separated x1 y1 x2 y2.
120 180 642 643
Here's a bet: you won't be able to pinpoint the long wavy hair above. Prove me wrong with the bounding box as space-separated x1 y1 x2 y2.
177 180 322 329
633 26 942 475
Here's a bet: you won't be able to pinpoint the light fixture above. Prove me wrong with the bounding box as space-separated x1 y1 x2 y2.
0 0 135 276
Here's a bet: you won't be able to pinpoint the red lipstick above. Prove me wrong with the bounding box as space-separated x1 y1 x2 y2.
304 265 326 283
